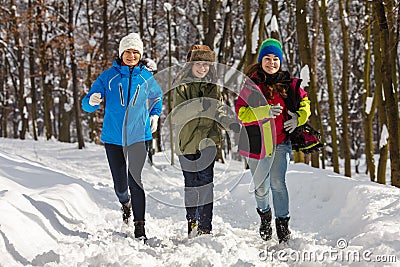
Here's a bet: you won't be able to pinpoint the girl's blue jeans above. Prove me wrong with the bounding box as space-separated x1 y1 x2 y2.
247 141 291 218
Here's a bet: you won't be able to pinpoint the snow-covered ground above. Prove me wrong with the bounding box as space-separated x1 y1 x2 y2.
0 138 399 266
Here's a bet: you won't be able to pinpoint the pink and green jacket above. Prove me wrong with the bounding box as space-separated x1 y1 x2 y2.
235 75 310 159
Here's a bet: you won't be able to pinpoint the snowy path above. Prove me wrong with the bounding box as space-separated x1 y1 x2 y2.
0 139 399 266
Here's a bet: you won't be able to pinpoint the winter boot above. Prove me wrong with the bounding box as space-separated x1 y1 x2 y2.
134 221 147 240
256 208 272 241
121 200 131 225
187 220 198 236
275 217 291 243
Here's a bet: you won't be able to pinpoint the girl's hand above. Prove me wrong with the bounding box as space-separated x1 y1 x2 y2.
284 110 298 133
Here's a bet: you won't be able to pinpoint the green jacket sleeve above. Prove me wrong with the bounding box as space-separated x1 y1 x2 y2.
296 97 311 126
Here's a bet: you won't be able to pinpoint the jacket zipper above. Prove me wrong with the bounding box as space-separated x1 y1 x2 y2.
131 85 140 106
119 83 124 106
123 68 134 146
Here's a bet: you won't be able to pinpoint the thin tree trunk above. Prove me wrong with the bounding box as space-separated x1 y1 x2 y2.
86 0 96 143
218 0 232 64
0 50 6 138
10 0 28 139
243 0 252 70
372 10 388 184
362 1 376 181
68 0 85 149
339 0 351 177
296 0 320 168
37 0 52 140
166 8 174 166
139 0 145 38
204 0 218 49
258 0 267 44
28 0 38 141
311 0 324 168
150 0 158 60
321 0 339 173
102 0 108 69
58 1 71 143
121 0 129 35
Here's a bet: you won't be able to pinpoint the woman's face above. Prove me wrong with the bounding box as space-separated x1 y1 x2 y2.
122 49 140 67
261 54 280 75
191 62 211 78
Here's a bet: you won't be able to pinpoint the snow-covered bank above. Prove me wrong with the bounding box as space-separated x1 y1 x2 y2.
0 138 398 266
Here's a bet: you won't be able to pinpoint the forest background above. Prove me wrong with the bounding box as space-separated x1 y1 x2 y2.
0 0 399 187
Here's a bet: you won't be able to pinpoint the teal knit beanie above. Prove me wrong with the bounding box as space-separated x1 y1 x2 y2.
258 38 283 63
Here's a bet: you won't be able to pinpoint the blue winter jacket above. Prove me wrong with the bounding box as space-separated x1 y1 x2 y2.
82 60 163 146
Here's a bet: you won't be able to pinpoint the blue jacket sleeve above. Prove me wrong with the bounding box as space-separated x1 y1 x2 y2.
147 74 163 116
82 75 106 113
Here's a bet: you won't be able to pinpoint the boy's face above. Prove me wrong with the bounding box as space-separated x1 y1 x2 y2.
191 62 211 78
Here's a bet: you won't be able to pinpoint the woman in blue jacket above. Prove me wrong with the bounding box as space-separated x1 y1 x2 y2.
82 33 162 240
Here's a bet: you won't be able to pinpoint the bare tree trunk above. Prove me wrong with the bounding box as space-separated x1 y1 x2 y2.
258 0 267 44
321 0 339 173
204 0 218 49
10 0 28 139
373 0 400 187
339 0 351 177
218 0 232 64
57 1 71 143
386 0 398 105
121 0 129 35
0 51 6 138
37 0 52 140
102 0 108 69
296 0 320 168
139 0 145 38
172 0 180 60
362 1 376 181
372 10 388 184
28 0 38 141
243 0 252 70
286 2 295 75
150 0 158 60
311 0 324 168
85 0 96 143
166 8 174 165
68 0 85 149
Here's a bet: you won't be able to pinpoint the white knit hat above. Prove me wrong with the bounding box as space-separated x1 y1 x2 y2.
119 33 143 58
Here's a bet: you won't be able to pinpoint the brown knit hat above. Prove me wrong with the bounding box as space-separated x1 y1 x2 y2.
186 44 216 62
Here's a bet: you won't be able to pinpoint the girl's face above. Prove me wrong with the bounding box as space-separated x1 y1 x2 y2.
122 49 140 67
261 54 280 74
191 62 211 78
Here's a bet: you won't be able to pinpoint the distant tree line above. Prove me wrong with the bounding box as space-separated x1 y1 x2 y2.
0 0 399 187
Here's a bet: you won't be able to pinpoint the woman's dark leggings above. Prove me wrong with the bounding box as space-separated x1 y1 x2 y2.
105 142 147 221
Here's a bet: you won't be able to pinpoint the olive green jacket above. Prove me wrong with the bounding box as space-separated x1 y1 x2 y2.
172 76 233 155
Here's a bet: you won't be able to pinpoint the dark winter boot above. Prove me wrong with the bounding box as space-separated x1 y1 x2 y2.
134 221 147 240
275 217 291 243
121 200 131 225
256 208 272 241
